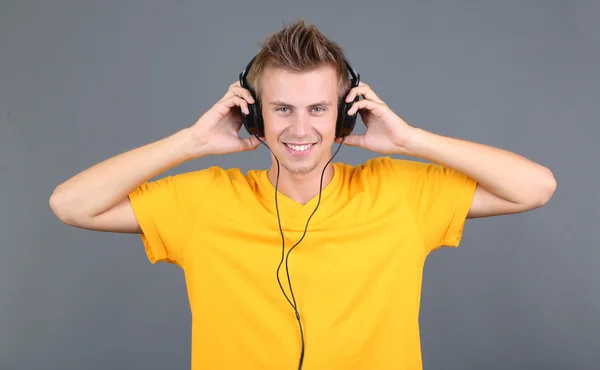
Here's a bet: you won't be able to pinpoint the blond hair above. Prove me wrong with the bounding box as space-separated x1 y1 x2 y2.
246 19 351 101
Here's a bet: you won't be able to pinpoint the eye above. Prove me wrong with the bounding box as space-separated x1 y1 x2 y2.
312 107 325 112
276 107 290 113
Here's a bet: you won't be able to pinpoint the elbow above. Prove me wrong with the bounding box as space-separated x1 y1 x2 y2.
540 167 557 204
531 167 557 208
49 189 67 223
49 187 77 225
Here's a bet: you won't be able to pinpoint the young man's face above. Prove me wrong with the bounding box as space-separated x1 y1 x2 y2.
261 65 339 176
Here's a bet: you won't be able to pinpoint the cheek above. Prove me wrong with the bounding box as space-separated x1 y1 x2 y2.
263 115 288 139
262 118 284 144
320 113 339 137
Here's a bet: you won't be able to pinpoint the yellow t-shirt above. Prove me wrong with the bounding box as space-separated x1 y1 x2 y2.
128 156 477 370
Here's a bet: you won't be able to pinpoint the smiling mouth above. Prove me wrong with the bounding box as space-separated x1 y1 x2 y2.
282 142 319 156
285 143 315 152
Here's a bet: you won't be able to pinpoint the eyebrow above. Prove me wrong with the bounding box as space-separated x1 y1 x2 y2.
268 100 333 108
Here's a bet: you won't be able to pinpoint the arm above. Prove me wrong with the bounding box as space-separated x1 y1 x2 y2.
49 128 199 233
50 80 261 234
340 82 556 220
404 128 557 218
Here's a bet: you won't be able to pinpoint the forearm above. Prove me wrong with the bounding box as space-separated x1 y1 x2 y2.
50 128 198 220
404 128 556 206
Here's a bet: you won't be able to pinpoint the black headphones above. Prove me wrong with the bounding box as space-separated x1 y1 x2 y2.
238 55 361 138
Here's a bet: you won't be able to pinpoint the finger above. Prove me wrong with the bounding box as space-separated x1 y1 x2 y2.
345 83 384 104
222 86 255 104
220 81 240 99
347 99 387 117
215 95 249 115
346 85 383 103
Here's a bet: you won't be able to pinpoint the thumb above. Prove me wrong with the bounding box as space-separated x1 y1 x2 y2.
336 134 363 147
239 135 262 151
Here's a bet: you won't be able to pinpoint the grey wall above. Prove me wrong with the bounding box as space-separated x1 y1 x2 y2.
1 1 599 369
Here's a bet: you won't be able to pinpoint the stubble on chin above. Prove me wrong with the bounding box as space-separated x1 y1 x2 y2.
282 159 321 176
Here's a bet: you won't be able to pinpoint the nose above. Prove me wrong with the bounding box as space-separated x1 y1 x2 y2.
287 113 310 137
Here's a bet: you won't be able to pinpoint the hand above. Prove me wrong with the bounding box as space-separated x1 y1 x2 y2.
187 81 263 157
334 82 416 155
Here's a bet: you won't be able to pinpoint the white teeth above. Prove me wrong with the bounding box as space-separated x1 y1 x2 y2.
287 144 312 151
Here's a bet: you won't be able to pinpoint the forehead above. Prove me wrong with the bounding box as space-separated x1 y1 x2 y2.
261 66 338 103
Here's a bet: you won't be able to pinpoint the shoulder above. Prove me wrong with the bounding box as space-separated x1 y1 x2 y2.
332 156 410 195
169 165 248 185
182 165 266 198
340 156 434 178
132 165 249 200
360 156 466 180
338 156 470 194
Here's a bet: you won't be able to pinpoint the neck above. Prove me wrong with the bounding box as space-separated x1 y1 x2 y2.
267 161 335 205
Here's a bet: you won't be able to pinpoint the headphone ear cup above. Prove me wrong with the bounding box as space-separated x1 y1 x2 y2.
254 99 264 137
336 100 346 138
241 107 258 136
241 91 263 137
336 96 359 138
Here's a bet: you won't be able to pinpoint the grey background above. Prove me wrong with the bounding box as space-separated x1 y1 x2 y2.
1 0 598 369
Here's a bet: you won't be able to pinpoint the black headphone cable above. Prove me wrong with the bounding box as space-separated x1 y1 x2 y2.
255 135 345 370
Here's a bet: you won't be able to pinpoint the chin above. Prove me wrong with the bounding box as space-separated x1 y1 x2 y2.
281 161 321 176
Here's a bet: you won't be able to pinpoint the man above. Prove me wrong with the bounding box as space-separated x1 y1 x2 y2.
49 20 556 370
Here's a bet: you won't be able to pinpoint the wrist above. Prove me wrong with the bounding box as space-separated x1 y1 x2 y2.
398 127 430 157
166 128 207 162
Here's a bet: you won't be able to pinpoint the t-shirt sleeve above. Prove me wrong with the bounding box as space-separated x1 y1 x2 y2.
127 167 214 267
387 157 478 253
